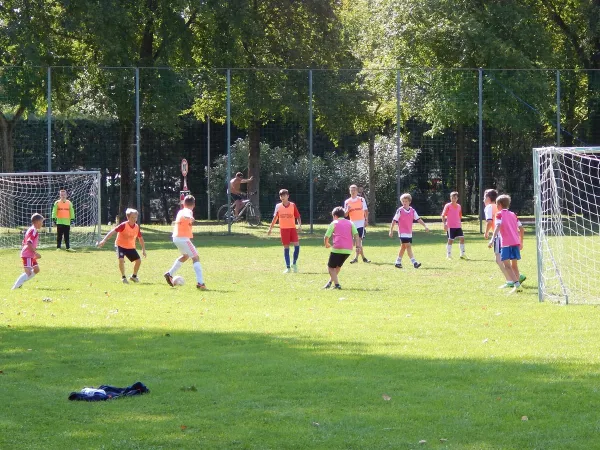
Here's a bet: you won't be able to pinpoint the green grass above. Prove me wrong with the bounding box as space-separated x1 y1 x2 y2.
2 226 600 449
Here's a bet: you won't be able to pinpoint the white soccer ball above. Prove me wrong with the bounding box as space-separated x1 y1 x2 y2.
172 276 185 286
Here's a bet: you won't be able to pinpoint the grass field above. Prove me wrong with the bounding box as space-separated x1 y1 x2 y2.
2 226 600 449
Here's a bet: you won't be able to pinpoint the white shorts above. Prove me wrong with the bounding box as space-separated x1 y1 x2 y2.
173 238 198 258
493 236 502 255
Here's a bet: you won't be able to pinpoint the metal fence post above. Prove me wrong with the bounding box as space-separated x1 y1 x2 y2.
135 67 141 215
478 68 484 233
47 67 52 172
556 70 561 146
396 70 401 204
309 69 314 233
226 69 232 234
207 115 211 220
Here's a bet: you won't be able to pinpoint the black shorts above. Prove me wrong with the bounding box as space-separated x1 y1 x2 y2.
328 252 350 268
356 227 366 239
399 237 413 244
447 228 464 240
117 246 140 262
231 193 246 201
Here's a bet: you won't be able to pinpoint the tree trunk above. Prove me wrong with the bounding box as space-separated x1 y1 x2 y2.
367 129 377 225
456 124 466 208
118 120 135 221
248 120 261 211
0 116 14 173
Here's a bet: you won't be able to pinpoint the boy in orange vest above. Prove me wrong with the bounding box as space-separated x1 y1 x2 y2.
52 189 75 251
164 195 207 290
344 184 370 263
268 189 302 273
97 208 146 284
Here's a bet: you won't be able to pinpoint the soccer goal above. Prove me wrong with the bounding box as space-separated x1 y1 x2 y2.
533 147 600 304
0 171 101 249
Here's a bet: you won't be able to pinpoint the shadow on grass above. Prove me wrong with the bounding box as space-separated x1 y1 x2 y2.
0 326 596 449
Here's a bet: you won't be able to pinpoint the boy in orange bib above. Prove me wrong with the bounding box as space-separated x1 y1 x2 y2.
268 189 301 273
98 208 146 284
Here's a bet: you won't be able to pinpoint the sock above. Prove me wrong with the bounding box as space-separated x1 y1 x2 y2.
446 244 452 256
284 248 291 267
514 281 521 288
410 257 417 264
193 261 204 284
122 275 126 279
13 273 29 289
27 272 36 280
168 259 182 276
395 256 402 264
460 243 465 255
293 246 300 264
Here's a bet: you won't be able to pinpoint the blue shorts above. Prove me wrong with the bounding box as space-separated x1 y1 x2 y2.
500 245 521 261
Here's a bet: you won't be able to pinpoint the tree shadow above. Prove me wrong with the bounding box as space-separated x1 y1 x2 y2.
0 326 596 449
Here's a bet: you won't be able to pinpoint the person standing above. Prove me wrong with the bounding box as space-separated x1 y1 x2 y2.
52 189 75 251
267 189 302 273
344 184 370 264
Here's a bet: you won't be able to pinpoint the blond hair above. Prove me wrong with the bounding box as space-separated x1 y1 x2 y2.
496 194 511 209
400 193 412 202
450 191 458 198
125 208 138 217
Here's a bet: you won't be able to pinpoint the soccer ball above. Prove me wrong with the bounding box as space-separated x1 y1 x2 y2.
172 275 185 286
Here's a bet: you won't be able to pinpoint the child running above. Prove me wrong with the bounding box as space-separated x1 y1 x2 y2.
488 194 526 292
97 208 146 284
441 191 467 259
323 206 360 289
484 189 513 288
267 189 301 273
12 213 44 289
344 184 370 263
164 195 207 290
389 193 430 268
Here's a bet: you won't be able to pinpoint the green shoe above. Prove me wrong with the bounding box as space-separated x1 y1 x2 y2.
519 274 526 284
498 282 514 289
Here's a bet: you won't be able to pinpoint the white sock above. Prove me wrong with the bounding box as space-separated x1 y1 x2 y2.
168 260 182 276
12 273 29 289
396 256 402 264
410 257 417 264
460 243 465 255
446 244 452 256
193 261 204 284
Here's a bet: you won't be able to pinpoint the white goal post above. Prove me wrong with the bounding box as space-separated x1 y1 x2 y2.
0 171 101 249
533 147 600 304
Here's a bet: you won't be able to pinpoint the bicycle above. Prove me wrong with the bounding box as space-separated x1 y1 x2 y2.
217 194 261 227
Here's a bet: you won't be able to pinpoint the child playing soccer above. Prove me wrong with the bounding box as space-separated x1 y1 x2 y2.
323 206 360 289
441 191 467 259
97 208 146 284
344 184 370 263
488 194 526 292
52 188 75 251
389 193 429 268
267 189 301 273
483 189 515 288
12 214 44 290
164 195 207 290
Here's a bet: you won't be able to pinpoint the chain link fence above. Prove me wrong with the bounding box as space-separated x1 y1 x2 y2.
1 67 571 233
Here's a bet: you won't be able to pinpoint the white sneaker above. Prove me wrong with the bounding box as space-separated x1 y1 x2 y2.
283 268 291 274
291 263 298 273
122 277 129 284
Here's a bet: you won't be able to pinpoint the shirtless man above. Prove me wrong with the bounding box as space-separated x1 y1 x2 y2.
229 172 254 217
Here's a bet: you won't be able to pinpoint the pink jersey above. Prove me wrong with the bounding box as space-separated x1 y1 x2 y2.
393 207 420 237
495 209 521 247
442 202 462 228
332 219 354 250
21 226 39 258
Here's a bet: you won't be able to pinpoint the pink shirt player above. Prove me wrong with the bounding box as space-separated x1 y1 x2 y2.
495 209 522 247
21 226 40 258
393 207 420 237
441 202 462 229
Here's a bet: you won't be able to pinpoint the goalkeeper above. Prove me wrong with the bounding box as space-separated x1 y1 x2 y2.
52 189 75 251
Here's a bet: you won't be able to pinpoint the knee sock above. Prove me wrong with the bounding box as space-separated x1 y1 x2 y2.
284 248 291 268
12 273 30 289
446 244 452 256
459 243 465 255
193 261 204 284
293 246 299 264
168 260 182 275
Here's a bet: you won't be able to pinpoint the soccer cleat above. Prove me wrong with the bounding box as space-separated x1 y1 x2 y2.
395 263 403 269
460 254 468 260
333 284 342 290
323 281 332 289
66 248 76 252
519 274 527 284
349 258 358 264
197 283 208 290
291 263 298 273
122 277 129 284
498 282 514 289
129 275 139 283
164 272 174 287
362 257 371 263
413 262 422 268
283 268 291 274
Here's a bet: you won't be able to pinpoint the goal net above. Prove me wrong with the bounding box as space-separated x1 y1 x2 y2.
0 171 101 249
533 147 600 304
